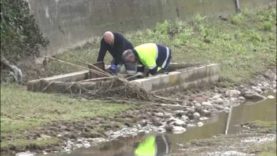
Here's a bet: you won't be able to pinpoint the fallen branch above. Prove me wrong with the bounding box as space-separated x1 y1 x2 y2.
1 56 23 83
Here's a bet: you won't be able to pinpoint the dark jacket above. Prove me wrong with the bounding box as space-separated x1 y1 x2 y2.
97 32 133 65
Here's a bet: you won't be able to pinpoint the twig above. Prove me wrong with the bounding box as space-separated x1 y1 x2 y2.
79 77 114 82
47 56 111 77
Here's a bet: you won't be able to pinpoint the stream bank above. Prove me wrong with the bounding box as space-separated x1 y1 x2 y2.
7 68 276 156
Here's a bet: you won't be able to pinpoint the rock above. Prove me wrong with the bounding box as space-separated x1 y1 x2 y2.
201 109 211 116
195 103 202 108
83 142 91 148
186 107 195 113
187 123 196 128
163 112 172 118
242 91 265 101
174 110 186 117
172 126 186 134
225 90 241 97
181 115 189 121
157 127 166 133
75 143 83 148
165 125 173 132
264 70 276 80
193 112 201 120
213 98 224 104
154 112 164 118
215 105 225 110
251 86 262 93
151 118 162 126
197 122 204 127
174 119 186 126
212 94 222 99
139 120 148 127
238 96 245 100
199 117 209 121
267 95 275 99
202 101 212 106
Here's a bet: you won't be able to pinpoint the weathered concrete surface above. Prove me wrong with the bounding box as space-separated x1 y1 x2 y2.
27 64 219 94
131 64 219 92
27 0 274 57
27 70 89 92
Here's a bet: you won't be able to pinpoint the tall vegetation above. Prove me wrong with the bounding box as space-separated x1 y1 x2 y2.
0 0 48 61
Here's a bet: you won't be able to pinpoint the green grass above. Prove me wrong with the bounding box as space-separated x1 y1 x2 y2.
1 84 131 150
257 142 277 156
49 6 276 84
1 137 61 151
250 120 276 156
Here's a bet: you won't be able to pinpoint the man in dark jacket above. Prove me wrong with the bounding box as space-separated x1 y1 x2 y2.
96 31 133 74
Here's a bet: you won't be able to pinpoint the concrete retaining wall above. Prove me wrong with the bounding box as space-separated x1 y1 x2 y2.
27 64 219 93
27 0 274 56
131 64 219 92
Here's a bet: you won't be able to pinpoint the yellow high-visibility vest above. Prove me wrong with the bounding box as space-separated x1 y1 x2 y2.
134 43 158 70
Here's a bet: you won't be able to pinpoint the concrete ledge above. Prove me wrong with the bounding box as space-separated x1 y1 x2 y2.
27 63 220 94
131 64 220 92
27 70 90 91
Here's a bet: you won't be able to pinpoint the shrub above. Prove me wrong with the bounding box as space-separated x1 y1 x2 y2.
0 0 48 61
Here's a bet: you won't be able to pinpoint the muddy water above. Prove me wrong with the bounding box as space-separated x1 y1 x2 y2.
48 96 276 156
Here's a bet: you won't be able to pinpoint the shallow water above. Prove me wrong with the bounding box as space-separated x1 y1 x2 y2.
47 95 276 156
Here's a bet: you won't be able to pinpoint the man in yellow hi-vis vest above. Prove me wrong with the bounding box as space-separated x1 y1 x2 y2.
122 43 172 75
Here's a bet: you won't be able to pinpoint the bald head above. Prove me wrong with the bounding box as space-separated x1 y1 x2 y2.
103 31 114 45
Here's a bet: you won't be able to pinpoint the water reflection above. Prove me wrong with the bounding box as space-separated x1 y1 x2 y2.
134 135 170 156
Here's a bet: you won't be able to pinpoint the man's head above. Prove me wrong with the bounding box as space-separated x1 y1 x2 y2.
103 31 114 45
122 49 137 63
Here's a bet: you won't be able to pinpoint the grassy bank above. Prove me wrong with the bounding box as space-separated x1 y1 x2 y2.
1 84 131 151
250 121 276 156
47 6 276 84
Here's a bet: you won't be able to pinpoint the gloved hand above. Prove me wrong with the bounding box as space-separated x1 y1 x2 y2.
108 64 117 74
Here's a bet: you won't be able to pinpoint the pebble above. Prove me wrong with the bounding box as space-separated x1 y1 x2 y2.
212 94 222 99
251 86 262 93
193 112 201 120
197 122 204 127
225 90 241 97
187 123 196 128
172 126 186 134
199 117 209 121
174 119 186 126
154 112 164 118
201 109 211 116
83 142 91 148
243 91 265 101
195 103 202 108
267 95 275 99
238 96 245 100
202 101 212 106
174 110 186 117
213 98 224 104
181 115 189 121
